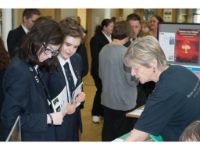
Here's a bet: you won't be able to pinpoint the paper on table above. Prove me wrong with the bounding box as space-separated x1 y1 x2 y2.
126 106 145 118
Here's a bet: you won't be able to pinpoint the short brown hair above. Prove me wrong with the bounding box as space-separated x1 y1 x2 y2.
23 9 41 19
59 17 84 39
112 21 131 40
126 13 141 23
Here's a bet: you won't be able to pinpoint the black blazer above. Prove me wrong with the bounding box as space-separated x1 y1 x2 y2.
0 70 5 113
1 57 56 141
0 70 5 141
90 32 110 78
7 25 26 58
76 43 89 78
46 53 83 141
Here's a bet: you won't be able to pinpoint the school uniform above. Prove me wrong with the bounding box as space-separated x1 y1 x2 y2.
90 31 111 117
0 70 6 141
1 57 56 141
46 53 83 141
76 43 89 78
7 25 27 58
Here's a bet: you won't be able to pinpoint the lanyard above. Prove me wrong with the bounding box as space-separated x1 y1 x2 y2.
29 66 51 106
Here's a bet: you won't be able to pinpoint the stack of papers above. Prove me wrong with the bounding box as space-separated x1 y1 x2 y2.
51 82 83 112
126 106 145 118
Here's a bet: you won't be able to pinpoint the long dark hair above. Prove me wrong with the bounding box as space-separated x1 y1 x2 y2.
18 17 63 69
94 18 113 35
153 15 164 23
0 37 10 70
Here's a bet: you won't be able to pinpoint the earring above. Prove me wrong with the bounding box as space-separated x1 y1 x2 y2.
153 67 155 73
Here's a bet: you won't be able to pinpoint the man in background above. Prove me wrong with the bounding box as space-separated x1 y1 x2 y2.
125 13 155 105
124 13 142 47
7 9 40 58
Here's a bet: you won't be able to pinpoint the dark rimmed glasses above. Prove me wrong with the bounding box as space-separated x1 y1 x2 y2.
42 43 59 57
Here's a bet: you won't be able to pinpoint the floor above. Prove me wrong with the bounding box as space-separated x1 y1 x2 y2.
80 73 103 141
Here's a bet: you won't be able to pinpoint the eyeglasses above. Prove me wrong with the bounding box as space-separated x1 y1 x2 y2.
42 43 59 57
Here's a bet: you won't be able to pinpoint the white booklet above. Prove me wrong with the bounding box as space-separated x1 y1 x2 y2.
6 115 21 141
72 82 83 107
51 82 83 112
51 86 68 113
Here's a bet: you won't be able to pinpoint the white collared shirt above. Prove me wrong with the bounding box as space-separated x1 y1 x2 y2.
34 65 39 73
58 55 77 101
102 31 112 43
21 24 29 34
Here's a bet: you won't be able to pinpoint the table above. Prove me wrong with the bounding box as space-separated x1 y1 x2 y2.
126 106 144 118
124 105 163 141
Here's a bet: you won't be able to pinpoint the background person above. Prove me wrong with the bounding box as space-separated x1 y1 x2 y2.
1 17 65 141
124 36 200 141
141 21 150 36
149 15 163 38
125 13 148 108
71 16 89 78
90 18 114 123
126 13 142 42
7 9 40 58
99 21 137 141
0 37 10 141
125 13 154 107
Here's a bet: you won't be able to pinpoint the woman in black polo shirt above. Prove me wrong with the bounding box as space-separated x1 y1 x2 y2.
124 36 200 141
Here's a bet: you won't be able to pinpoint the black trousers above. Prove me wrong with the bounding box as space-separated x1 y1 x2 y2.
91 75 103 116
102 106 137 141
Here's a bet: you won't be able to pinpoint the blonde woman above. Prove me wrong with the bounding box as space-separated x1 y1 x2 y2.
124 36 200 141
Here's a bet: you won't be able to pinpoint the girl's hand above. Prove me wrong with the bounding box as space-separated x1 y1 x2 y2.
75 92 86 103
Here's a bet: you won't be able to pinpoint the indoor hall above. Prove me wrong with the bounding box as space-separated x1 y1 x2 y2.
1 8 200 142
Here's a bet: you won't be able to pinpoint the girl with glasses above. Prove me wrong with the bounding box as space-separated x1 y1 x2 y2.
1 17 66 141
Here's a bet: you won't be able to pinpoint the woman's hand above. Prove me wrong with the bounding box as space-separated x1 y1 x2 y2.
125 129 149 141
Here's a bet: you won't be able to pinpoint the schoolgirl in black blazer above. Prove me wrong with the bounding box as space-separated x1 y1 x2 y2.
1 17 65 141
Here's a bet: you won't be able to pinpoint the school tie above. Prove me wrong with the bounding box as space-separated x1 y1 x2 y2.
64 62 75 98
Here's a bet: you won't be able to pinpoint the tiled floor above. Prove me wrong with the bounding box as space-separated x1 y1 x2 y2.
80 74 103 141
